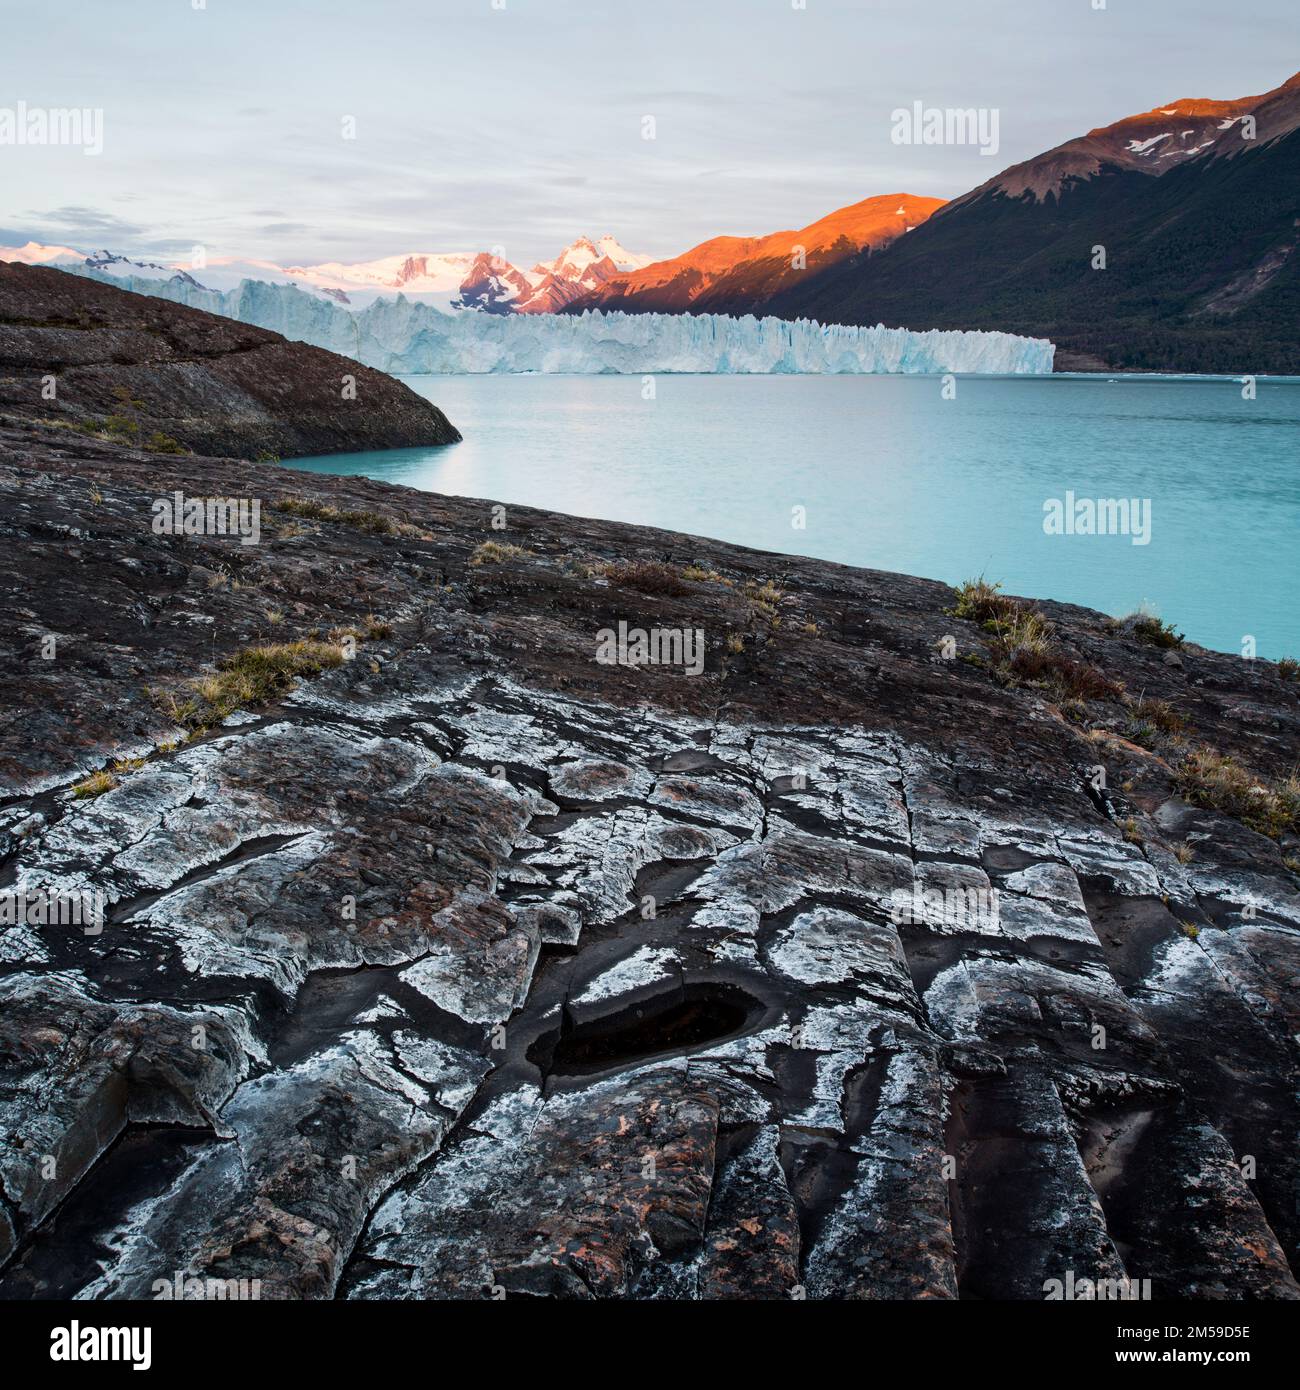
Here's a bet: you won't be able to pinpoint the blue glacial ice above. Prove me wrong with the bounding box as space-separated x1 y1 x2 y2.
73 269 1056 376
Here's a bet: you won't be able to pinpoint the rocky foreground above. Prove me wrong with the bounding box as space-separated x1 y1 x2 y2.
0 418 1297 1301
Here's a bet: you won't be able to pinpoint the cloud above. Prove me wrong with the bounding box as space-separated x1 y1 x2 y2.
21 205 146 240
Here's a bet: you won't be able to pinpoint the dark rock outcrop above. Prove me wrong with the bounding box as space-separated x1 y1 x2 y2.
0 264 459 458
0 420 1297 1301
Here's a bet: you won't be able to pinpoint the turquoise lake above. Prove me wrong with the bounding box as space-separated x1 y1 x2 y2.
284 373 1300 660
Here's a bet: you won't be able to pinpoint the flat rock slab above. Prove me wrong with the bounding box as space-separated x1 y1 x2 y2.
0 422 1297 1300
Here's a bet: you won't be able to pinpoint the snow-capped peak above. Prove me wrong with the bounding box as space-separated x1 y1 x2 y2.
595 235 654 272
535 235 652 278
0 240 87 266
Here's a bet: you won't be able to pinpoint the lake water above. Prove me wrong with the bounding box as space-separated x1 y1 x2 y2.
285 374 1300 660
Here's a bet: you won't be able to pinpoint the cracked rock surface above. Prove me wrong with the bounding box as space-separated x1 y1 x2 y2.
1 421 1297 1301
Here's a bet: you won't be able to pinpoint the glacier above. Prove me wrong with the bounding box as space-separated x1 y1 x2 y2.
69 267 1056 375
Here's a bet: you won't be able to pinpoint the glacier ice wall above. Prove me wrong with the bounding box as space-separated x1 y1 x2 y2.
73 269 1056 375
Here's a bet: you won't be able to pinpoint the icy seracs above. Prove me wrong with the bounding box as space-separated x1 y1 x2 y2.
71 268 1056 375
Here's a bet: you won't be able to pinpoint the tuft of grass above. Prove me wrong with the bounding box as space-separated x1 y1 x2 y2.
682 564 732 586
1122 817 1144 845
724 633 745 654
953 578 1019 627
103 412 139 441
561 554 595 580
1278 657 1299 681
271 497 419 537
1172 842 1195 864
159 638 349 732
73 768 118 799
471 540 532 566
1124 696 1186 749
1178 921 1200 940
1131 697 1184 735
603 560 688 596
1175 748 1300 840
143 430 189 455
328 614 393 644
742 580 787 632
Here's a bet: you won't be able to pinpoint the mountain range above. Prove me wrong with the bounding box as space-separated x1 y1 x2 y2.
760 70 1300 372
561 193 945 316
570 70 1300 373
0 235 653 315
4 69 1296 371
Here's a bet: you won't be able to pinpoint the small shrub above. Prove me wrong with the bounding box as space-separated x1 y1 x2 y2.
1125 719 1160 750
1278 657 1299 681
603 560 688 596
1123 614 1184 649
952 576 1125 707
1178 921 1200 940
103 412 139 440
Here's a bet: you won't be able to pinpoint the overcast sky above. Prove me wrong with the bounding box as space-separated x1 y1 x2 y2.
1 0 1295 268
